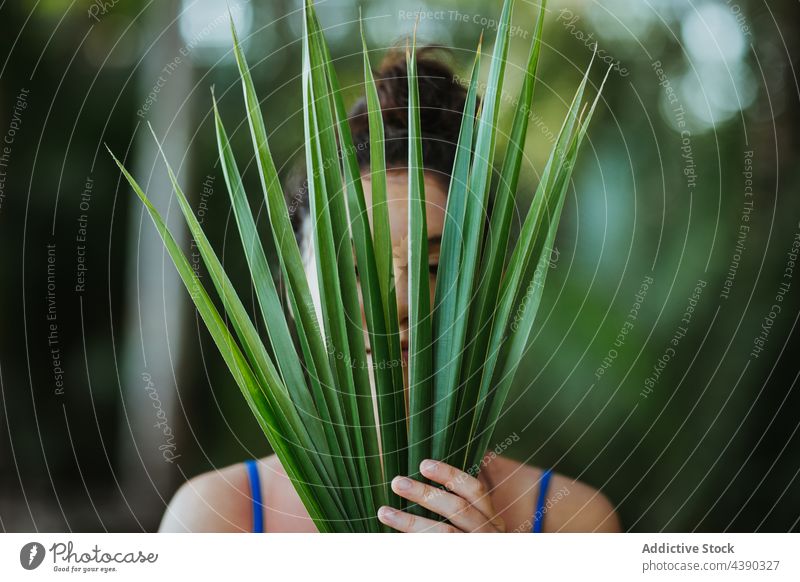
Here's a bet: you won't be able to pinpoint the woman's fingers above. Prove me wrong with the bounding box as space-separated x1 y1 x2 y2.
419 459 497 523
377 506 460 533
390 476 499 532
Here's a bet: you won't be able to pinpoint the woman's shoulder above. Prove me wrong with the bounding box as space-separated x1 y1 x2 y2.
484 455 621 532
158 454 294 532
159 453 621 533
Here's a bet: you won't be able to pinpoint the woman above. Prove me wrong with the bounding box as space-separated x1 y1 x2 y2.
159 50 621 534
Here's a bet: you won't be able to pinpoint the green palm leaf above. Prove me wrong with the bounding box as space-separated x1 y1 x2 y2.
431 37 483 462
457 1 546 467
230 17 364 524
443 0 516 466
405 30 434 516
468 65 612 471
108 147 347 532
111 0 607 532
360 17 407 509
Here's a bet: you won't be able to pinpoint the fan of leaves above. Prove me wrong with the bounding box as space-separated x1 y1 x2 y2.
110 0 607 532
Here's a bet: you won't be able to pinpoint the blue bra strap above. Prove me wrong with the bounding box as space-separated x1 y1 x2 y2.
531 468 553 533
245 459 264 533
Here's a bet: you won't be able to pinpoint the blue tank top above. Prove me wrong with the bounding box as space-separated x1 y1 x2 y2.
244 459 552 533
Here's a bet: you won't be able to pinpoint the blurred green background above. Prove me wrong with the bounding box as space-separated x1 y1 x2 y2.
0 0 798 532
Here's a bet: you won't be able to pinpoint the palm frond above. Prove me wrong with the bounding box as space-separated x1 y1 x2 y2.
110 0 607 532
405 29 435 517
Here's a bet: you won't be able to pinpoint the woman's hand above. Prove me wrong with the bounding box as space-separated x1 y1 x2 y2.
377 459 506 533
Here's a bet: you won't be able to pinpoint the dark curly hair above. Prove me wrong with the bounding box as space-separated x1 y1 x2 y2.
290 47 471 243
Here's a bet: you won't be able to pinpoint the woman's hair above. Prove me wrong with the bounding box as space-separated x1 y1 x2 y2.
289 47 471 242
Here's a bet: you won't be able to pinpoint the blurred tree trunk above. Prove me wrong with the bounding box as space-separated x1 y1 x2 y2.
116 0 192 529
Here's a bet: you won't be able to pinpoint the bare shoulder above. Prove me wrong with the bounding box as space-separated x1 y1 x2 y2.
158 455 285 533
484 456 622 533
159 453 620 533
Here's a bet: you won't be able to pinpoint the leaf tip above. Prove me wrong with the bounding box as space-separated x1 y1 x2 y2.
210 85 220 113
104 143 121 168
